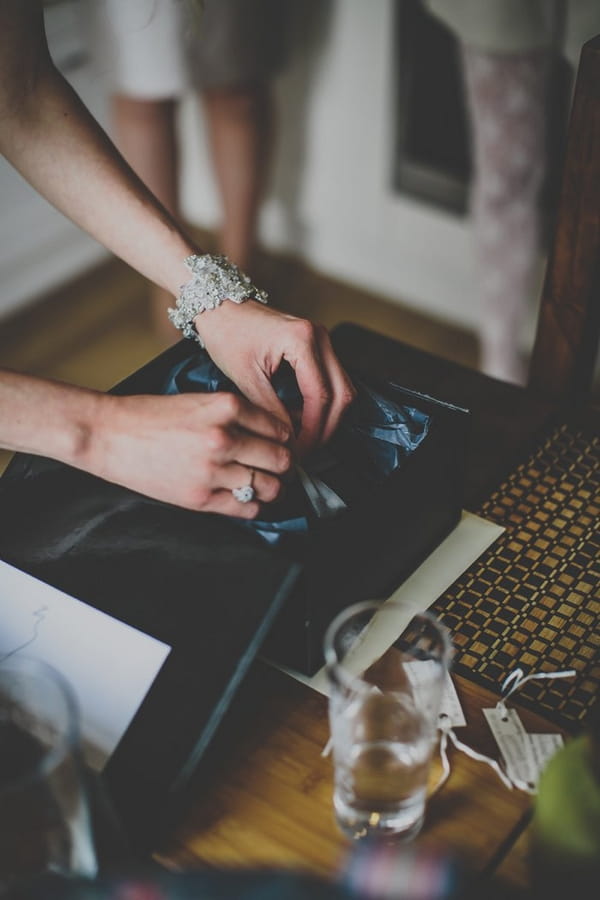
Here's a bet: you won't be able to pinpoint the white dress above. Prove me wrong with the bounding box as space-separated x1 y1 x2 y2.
89 0 291 99
90 0 190 99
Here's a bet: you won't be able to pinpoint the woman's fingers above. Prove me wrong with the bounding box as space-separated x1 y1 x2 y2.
197 302 355 456
312 325 357 445
219 462 284 504
194 393 293 476
229 427 292 476
190 394 292 512
210 391 291 445
235 371 294 441
289 323 356 455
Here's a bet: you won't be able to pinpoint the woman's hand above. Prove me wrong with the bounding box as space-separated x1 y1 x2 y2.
83 391 293 516
194 300 356 456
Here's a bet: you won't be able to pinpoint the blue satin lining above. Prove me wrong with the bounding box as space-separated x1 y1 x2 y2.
163 351 430 543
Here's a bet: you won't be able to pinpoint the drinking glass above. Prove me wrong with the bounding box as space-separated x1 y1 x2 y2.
0 656 98 892
324 601 451 841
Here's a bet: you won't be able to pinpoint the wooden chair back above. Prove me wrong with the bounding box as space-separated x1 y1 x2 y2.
528 35 600 402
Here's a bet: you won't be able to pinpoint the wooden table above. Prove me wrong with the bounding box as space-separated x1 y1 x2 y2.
159 665 560 889
156 324 598 893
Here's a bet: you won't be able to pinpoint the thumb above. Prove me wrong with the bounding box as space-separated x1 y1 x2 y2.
236 368 293 435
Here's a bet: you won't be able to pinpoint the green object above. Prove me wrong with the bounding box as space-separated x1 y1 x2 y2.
532 722 600 897
534 735 600 862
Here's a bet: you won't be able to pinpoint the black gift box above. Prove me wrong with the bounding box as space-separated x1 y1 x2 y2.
0 338 470 675
261 380 469 673
0 336 469 846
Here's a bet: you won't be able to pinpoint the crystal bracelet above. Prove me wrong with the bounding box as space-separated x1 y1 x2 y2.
167 253 268 347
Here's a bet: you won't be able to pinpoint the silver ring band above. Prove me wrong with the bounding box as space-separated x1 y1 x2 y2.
232 469 256 503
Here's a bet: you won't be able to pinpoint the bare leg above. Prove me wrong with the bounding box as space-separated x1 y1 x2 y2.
201 82 274 271
111 94 180 342
461 48 548 384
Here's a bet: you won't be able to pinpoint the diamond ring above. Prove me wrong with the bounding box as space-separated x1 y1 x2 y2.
232 470 256 503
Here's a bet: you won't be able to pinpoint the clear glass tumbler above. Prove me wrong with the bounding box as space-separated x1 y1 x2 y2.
0 656 98 892
324 601 451 841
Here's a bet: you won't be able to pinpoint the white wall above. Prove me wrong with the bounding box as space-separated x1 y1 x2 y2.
180 0 479 330
0 2 108 321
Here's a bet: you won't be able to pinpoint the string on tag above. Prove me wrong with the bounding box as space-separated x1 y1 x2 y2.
435 666 575 795
434 715 514 794
496 667 576 719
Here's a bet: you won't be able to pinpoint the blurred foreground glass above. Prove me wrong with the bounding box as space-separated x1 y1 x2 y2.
324 603 451 841
0 657 98 892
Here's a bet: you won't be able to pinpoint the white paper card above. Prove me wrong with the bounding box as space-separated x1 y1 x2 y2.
0 559 171 771
440 672 467 728
404 660 467 728
483 707 541 789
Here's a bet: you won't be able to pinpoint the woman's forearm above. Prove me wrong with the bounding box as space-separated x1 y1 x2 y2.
0 1 196 298
0 367 292 515
0 369 101 466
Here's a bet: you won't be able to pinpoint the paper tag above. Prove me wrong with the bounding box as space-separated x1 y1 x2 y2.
404 662 466 728
529 733 564 779
440 672 467 728
483 707 538 789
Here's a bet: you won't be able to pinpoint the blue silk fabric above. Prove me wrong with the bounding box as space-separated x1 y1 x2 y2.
163 351 430 545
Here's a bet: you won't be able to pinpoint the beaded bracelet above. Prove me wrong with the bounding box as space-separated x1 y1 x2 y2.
167 254 268 347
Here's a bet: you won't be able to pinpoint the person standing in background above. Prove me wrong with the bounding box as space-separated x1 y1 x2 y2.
91 0 292 340
425 0 600 383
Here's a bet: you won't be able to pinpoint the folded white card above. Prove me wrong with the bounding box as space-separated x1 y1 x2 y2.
0 559 171 770
272 510 504 698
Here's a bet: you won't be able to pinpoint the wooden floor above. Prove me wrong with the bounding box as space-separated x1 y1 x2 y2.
0 229 479 473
